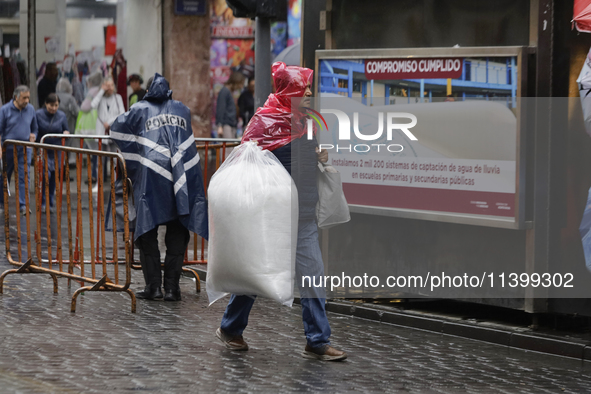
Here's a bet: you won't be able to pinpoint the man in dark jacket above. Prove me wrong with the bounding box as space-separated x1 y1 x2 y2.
0 85 38 215
215 72 243 138
110 74 208 301
216 62 347 361
237 78 255 127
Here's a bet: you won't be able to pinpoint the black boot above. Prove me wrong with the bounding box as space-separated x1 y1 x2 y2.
162 220 189 302
136 285 163 300
136 228 163 300
163 288 181 301
163 253 183 302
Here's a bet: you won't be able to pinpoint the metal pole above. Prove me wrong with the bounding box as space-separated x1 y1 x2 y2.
254 17 271 111
27 0 37 108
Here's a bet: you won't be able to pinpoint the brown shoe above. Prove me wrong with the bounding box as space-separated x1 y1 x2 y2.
302 344 347 361
216 328 249 351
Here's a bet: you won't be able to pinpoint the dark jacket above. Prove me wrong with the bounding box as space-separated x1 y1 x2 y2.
272 136 319 221
110 73 208 240
35 108 69 170
36 108 69 142
215 86 237 127
238 89 254 126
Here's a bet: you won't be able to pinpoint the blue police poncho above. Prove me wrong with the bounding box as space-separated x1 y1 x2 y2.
109 74 208 240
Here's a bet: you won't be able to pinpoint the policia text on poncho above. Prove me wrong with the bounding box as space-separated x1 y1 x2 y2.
110 73 208 300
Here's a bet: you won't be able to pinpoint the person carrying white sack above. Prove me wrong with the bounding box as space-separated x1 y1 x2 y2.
215 61 347 362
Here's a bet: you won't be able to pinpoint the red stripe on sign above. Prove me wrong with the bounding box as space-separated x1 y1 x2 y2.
343 183 515 217
364 58 463 80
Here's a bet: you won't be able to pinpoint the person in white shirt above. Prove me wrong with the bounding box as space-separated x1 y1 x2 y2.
89 76 125 182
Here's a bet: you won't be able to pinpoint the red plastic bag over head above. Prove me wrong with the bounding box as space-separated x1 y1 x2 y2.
241 62 313 151
574 0 591 33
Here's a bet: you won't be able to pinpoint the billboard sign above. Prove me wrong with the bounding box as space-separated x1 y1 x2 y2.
314 47 527 229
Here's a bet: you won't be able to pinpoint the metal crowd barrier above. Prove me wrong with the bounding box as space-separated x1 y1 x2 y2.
0 138 135 312
29 134 241 295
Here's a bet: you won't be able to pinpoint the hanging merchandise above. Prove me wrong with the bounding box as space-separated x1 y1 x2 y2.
111 49 128 110
16 61 27 86
10 58 20 90
3 58 14 101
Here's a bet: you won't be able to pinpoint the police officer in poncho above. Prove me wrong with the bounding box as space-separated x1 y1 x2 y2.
110 73 208 301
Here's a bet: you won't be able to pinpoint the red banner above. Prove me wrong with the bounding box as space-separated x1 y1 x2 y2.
104 25 117 56
343 184 515 217
364 57 463 80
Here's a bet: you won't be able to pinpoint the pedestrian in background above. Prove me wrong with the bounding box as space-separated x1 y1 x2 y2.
238 77 255 127
216 72 244 138
35 93 69 212
90 76 125 182
128 74 146 107
76 71 102 184
56 78 80 135
0 85 38 215
38 62 59 108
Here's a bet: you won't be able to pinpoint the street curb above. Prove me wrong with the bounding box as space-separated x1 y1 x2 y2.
189 267 591 362
323 301 591 362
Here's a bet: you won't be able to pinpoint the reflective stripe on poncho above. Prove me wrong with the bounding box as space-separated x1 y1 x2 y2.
110 73 208 240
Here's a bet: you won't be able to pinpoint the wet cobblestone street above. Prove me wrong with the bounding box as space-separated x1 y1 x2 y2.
1 260 591 393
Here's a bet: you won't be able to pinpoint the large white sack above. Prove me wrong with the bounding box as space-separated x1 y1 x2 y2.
206 141 298 306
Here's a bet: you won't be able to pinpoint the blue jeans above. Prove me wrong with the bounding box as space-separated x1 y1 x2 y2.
0 146 27 208
220 219 332 349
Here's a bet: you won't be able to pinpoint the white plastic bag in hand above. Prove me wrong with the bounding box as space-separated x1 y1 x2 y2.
206 141 298 306
316 163 351 229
